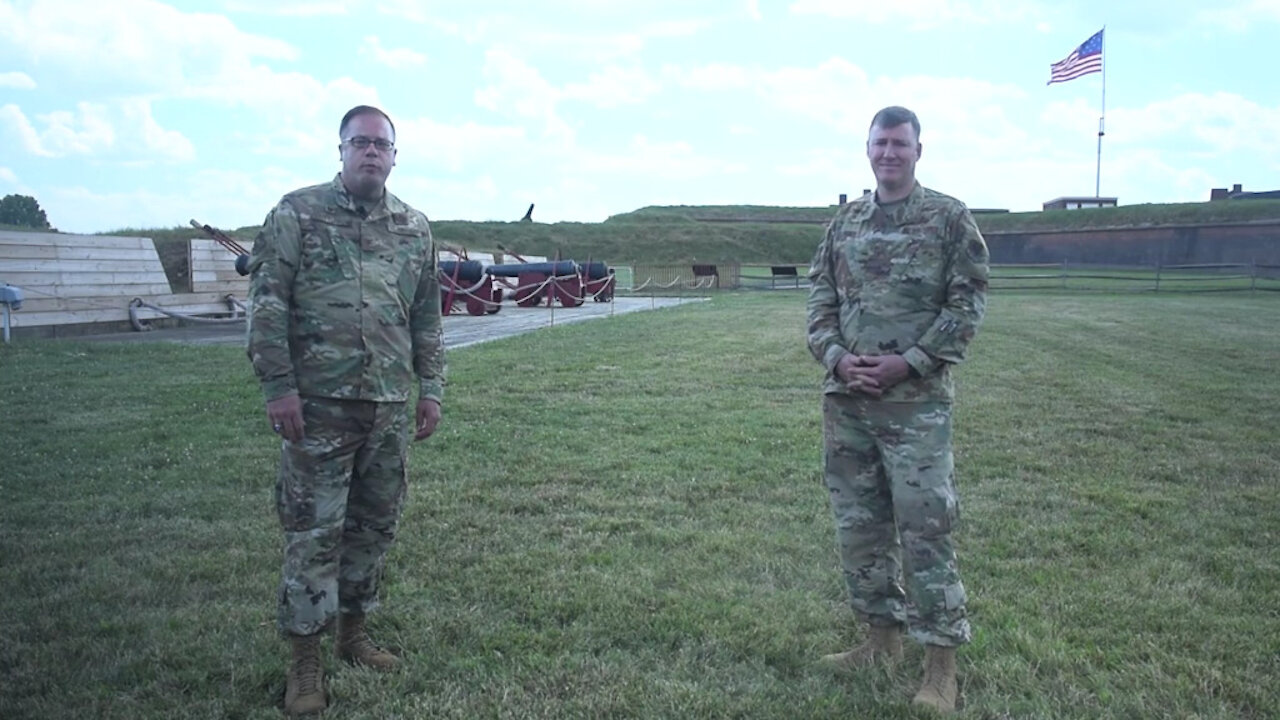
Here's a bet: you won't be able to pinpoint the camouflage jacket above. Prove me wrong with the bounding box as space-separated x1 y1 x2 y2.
246 174 445 404
806 183 989 402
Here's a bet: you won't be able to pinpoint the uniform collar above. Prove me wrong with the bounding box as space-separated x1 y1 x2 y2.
331 173 390 220
859 181 923 224
873 181 923 210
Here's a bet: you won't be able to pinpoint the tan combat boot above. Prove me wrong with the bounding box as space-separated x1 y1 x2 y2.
912 644 958 714
336 614 400 670
284 633 326 716
819 624 904 671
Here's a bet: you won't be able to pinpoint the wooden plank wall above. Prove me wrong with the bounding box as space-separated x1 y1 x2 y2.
0 232 242 329
0 231 551 331
190 239 249 296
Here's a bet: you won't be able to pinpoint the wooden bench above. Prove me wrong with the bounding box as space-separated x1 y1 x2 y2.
770 265 801 288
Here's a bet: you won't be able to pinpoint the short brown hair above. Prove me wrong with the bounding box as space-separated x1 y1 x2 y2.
339 105 396 140
870 106 920 139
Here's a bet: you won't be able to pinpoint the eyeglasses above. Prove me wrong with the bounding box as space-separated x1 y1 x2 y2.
344 136 395 152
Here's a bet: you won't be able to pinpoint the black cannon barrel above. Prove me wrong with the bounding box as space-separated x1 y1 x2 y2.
578 261 609 280
439 260 485 283
486 261 579 277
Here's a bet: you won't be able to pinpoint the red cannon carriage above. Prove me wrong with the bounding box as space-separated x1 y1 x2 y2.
485 261 614 308
439 260 502 316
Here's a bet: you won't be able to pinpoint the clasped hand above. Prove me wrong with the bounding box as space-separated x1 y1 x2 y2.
836 353 911 398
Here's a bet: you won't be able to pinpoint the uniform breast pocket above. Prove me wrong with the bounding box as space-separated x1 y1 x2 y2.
384 230 428 297
300 219 357 281
891 237 944 301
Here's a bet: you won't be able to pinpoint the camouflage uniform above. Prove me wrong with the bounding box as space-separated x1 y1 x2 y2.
247 174 445 637
806 182 988 647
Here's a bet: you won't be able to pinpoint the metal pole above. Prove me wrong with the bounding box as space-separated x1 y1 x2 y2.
1096 26 1106 198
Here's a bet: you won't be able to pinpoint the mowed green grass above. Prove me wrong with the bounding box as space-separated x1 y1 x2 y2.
1 292 1277 719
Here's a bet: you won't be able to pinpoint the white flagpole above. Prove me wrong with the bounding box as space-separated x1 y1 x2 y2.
1095 26 1106 198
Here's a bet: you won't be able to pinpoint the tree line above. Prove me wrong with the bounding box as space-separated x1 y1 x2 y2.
0 194 52 230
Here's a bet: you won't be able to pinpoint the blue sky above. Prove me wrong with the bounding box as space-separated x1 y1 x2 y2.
1 0 1277 234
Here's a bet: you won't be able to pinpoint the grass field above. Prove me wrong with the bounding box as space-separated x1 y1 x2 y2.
2 292 1278 719
724 263 1280 295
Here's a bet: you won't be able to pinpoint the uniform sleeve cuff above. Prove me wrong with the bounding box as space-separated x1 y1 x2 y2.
823 345 849 373
419 377 444 404
261 377 298 402
902 346 941 377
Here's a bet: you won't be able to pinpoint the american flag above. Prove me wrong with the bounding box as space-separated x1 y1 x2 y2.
1048 29 1104 85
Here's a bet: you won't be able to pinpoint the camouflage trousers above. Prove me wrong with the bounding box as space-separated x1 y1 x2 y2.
822 393 971 647
275 396 410 637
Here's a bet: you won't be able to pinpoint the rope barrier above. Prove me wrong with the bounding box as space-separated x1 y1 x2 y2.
441 272 592 310
629 275 702 292
586 274 616 300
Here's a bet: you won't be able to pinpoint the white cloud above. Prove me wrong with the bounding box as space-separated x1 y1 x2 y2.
1042 91 1280 177
128 99 197 163
777 149 858 180
746 0 762 21
0 104 44 155
562 66 662 108
576 135 748 179
396 117 528 173
359 36 427 69
375 0 431 23
372 1 473 37
429 11 711 62
666 63 751 90
788 0 1040 29
1 102 115 158
0 167 17 185
1106 148 1219 203
0 100 195 162
0 0 298 97
0 2 389 161
37 103 117 157
1108 92 1280 153
223 0 349 16
720 58 1031 151
641 18 711 38
0 0 379 159
474 49 574 144
0 71 36 89
1196 0 1280 31
757 57 873 133
392 173 507 221
42 166 316 234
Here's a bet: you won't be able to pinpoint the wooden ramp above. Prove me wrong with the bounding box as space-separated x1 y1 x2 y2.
0 231 246 333
0 230 558 337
